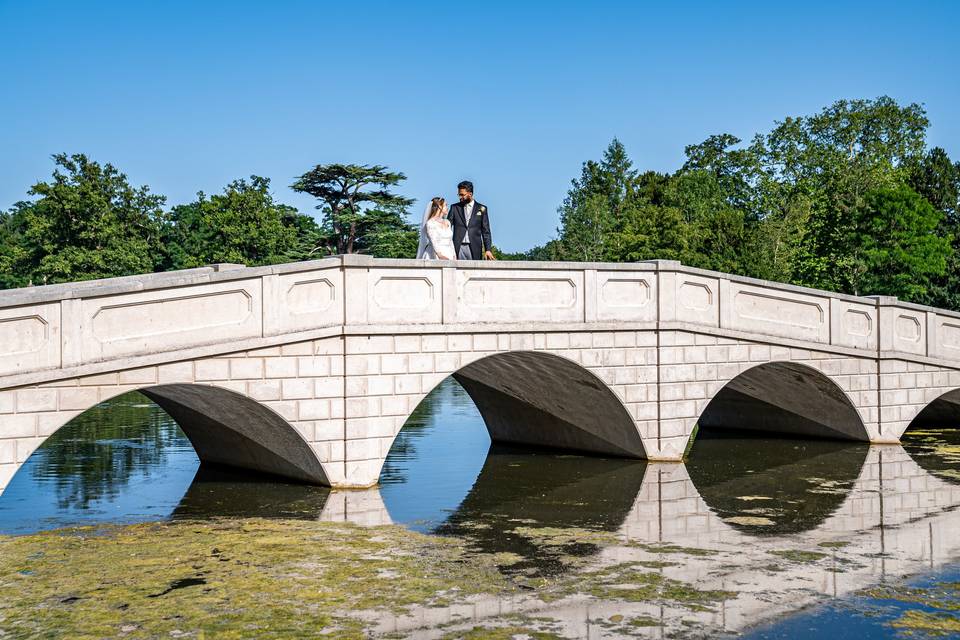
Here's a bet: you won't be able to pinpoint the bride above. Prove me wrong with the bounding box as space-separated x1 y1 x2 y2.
416 197 456 260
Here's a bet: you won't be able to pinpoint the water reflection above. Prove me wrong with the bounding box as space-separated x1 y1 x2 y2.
379 378 490 530
685 433 869 535
0 392 198 534
27 392 192 509
436 446 647 576
172 466 331 520
1 377 959 638
901 426 960 485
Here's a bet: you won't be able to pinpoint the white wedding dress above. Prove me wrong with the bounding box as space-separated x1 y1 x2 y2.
421 218 455 260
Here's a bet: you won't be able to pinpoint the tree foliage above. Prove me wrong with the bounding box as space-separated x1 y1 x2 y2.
0 154 165 287
291 163 414 255
524 96 956 307
159 176 317 270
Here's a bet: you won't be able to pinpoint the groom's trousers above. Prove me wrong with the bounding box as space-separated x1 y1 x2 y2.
457 243 474 260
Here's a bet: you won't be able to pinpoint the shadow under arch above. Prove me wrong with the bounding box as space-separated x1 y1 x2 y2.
449 350 646 458
138 384 327 485
900 389 960 485
686 436 869 535
696 361 869 441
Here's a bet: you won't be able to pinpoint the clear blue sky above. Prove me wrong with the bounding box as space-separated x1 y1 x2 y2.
1 1 957 252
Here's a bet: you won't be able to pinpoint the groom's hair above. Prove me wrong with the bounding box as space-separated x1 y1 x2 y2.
457 180 474 194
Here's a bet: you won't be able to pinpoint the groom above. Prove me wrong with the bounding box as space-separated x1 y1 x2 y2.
449 180 495 260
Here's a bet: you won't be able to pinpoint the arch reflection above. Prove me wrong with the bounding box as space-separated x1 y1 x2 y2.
435 445 647 576
172 466 331 520
685 435 869 535
901 426 960 486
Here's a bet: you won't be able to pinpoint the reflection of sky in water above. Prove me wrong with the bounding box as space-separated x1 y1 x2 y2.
742 562 960 639
378 378 490 532
0 396 199 535
0 381 494 536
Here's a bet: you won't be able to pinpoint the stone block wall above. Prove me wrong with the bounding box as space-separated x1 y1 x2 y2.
0 336 347 493
5 323 960 494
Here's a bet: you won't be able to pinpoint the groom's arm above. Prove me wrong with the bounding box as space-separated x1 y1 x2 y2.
480 205 494 259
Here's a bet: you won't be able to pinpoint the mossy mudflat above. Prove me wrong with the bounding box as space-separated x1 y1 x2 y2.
0 518 516 639
890 610 960 636
768 549 828 563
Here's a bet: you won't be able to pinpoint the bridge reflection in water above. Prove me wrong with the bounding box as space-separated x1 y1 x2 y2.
0 383 959 637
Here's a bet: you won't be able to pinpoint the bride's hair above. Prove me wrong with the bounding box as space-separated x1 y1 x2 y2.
428 197 446 219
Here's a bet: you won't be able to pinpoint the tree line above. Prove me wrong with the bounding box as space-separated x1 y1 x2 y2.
0 159 420 289
511 96 960 308
2 96 958 310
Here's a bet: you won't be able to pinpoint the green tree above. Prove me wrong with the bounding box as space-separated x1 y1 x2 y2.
357 203 419 258
291 163 413 255
664 170 750 274
0 203 33 288
555 139 637 261
160 176 314 269
908 148 960 308
847 185 951 299
609 203 687 262
762 97 930 293
909 147 960 222
0 153 165 287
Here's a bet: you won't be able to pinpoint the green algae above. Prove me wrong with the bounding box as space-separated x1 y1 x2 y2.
0 518 516 639
851 577 960 637
439 626 570 639
559 562 735 611
633 560 679 569
890 610 960 636
860 581 960 612
628 542 719 557
590 613 663 632
439 613 570 639
510 526 617 547
768 549 828 563
723 516 776 526
817 541 851 548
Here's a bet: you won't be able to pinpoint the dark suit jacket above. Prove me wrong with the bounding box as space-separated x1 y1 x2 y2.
449 200 492 259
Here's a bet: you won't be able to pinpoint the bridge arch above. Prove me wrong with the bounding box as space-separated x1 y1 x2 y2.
378 350 647 482
903 388 960 432
693 361 870 442
898 390 960 484
7 383 328 490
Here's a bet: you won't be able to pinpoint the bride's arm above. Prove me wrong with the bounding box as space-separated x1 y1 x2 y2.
426 220 451 260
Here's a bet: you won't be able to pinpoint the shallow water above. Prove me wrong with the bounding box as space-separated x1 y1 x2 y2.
1 378 959 637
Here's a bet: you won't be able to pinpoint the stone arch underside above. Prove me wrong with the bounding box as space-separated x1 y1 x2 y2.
140 384 328 485
697 361 869 441
450 351 647 458
907 388 960 429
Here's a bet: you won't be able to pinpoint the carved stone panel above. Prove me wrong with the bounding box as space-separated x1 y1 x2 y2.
0 303 60 376
367 269 442 324
830 299 877 351
456 269 583 323
729 284 829 343
596 271 656 321
675 275 719 326
891 310 926 355
266 268 342 335
82 279 263 362
937 319 960 358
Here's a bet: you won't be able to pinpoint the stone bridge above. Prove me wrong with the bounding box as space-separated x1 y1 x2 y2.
3 256 960 492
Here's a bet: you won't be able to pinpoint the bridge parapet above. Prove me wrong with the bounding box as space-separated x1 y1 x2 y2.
5 256 960 387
